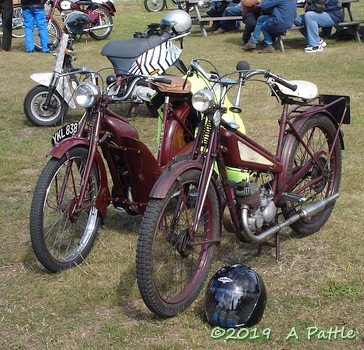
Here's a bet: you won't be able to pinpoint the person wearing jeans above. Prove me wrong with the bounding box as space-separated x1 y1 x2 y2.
242 0 296 53
213 2 242 34
241 0 261 44
21 0 50 53
294 0 342 53
0 0 13 51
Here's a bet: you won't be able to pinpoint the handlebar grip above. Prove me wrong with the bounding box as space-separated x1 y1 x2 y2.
154 77 172 84
272 75 297 91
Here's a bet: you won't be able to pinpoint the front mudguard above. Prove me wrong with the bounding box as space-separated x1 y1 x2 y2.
150 159 223 241
49 137 110 222
150 159 203 199
30 72 76 109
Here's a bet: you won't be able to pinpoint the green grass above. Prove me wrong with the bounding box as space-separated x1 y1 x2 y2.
1 1 364 349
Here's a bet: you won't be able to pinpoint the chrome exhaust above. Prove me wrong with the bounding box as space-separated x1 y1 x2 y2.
85 24 114 32
240 193 339 243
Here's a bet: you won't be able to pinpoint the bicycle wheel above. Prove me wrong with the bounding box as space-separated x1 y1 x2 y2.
12 4 25 38
30 147 102 272
144 0 166 12
89 6 113 40
23 85 68 126
282 113 342 235
34 18 61 51
136 168 220 317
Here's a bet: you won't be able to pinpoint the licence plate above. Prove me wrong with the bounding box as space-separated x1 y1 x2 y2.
51 122 78 146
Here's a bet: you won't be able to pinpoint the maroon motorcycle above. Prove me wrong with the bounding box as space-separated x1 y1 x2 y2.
29 16 198 272
37 0 115 50
136 59 351 318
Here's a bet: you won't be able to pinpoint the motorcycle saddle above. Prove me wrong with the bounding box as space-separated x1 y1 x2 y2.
101 33 172 76
75 1 94 6
153 75 191 94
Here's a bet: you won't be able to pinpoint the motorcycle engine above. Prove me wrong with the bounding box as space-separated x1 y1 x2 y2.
223 177 277 234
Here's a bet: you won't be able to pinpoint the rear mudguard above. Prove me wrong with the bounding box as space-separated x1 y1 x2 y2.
278 109 344 196
49 137 110 221
90 2 116 14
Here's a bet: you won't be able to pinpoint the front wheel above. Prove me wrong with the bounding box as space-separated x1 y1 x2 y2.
144 0 166 12
282 113 342 235
30 147 102 272
136 169 220 317
24 85 68 126
89 6 113 40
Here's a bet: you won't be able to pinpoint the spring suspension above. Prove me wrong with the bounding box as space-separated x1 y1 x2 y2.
200 118 212 154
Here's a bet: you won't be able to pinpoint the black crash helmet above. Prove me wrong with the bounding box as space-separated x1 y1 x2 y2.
204 264 267 328
63 11 90 35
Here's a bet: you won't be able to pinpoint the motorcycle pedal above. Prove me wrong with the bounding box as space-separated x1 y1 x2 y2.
282 192 307 203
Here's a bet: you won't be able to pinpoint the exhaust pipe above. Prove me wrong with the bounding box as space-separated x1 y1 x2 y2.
85 24 113 32
241 193 339 243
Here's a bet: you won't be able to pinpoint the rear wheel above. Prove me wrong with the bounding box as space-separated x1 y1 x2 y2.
35 18 61 51
282 114 342 235
136 169 220 317
30 147 101 272
89 6 113 40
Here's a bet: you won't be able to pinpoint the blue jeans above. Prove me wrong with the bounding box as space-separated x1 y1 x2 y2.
250 15 273 45
294 11 335 47
23 8 50 52
220 3 242 30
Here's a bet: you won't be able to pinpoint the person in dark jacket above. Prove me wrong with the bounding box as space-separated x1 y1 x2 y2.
21 0 49 52
294 0 342 52
242 0 297 53
0 0 13 51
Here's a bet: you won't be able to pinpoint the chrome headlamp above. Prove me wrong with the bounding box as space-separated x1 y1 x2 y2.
75 82 100 108
191 88 214 112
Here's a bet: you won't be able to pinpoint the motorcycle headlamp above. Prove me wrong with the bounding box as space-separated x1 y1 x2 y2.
75 82 100 108
192 88 214 112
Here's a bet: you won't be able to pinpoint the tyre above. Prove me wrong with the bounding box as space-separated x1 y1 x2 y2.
282 113 342 235
30 147 102 272
89 6 113 40
23 85 68 126
12 4 25 38
34 18 61 52
144 0 166 12
136 169 220 317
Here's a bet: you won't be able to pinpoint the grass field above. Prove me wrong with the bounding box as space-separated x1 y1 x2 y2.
0 1 364 349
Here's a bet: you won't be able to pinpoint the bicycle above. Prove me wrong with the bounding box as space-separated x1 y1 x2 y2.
0 3 24 38
144 0 190 12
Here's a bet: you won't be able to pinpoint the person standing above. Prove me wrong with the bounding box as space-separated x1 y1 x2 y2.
0 0 13 52
21 0 49 53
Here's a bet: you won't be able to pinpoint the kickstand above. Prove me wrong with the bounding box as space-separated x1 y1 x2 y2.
128 103 136 121
257 232 281 261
